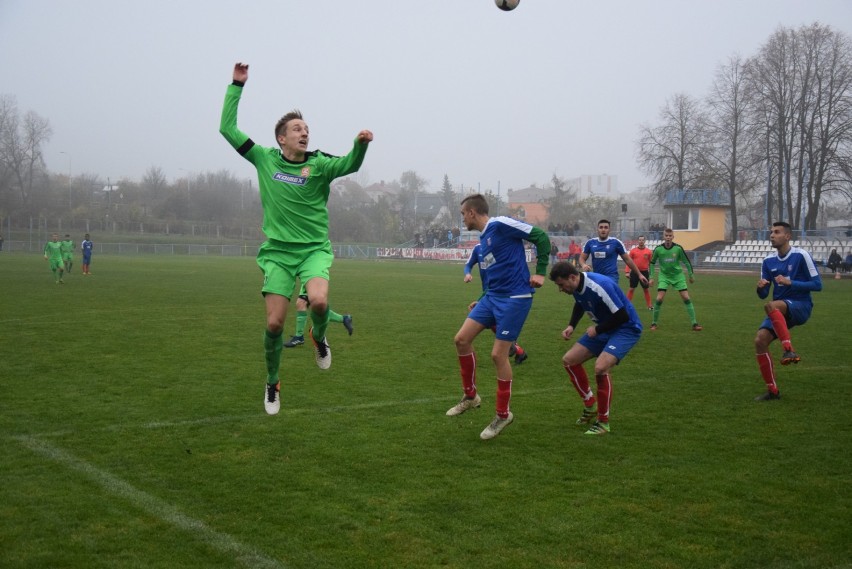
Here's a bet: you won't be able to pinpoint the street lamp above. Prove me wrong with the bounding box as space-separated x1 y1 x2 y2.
60 151 71 209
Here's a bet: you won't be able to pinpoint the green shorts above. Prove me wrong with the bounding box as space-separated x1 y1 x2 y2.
657 273 688 291
62 254 73 261
49 259 63 271
256 239 333 299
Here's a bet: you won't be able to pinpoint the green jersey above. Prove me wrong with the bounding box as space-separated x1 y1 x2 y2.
60 239 74 258
219 83 368 245
650 243 693 279
44 241 62 261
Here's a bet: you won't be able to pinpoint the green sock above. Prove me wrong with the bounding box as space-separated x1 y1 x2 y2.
264 329 283 384
653 301 662 324
295 310 308 336
310 308 330 341
684 299 697 325
328 309 343 324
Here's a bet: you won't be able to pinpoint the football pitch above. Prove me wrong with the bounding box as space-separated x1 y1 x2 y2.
1 254 850 569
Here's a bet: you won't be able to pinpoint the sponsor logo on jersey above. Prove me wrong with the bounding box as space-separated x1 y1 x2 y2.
272 172 307 185
301 167 311 177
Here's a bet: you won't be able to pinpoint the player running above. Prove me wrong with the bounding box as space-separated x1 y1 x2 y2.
446 193 549 440
43 233 65 284
60 234 74 274
220 62 372 416
580 219 647 285
550 262 642 435
283 281 353 348
648 228 702 331
752 221 822 401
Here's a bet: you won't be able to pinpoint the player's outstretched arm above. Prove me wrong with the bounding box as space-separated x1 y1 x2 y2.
233 62 249 83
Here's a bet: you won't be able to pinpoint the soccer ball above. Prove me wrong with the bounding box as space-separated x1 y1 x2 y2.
495 0 520 11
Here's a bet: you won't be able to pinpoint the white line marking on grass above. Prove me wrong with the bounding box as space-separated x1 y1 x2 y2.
15 435 285 569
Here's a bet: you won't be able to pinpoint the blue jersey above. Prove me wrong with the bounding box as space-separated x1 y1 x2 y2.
573 272 642 333
758 247 822 304
583 237 627 280
82 240 93 254
474 216 535 297
464 244 488 292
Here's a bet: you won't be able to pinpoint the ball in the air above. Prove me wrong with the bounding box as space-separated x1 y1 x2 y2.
495 0 520 11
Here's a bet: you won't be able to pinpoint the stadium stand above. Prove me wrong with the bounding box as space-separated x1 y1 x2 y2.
701 238 852 269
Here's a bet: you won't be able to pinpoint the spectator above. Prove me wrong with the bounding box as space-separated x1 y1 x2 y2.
844 251 852 273
827 249 842 277
550 241 560 266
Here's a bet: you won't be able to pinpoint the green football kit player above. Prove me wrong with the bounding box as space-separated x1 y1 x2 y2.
44 233 65 284
283 280 353 348
60 234 74 273
220 62 373 416
648 229 702 331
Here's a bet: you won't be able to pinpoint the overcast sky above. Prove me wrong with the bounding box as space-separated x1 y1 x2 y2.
2 0 851 197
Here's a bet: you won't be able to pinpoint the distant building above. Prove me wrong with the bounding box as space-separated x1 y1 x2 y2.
506 185 553 225
567 174 618 199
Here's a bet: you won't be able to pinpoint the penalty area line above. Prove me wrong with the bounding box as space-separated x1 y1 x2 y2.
14 435 285 569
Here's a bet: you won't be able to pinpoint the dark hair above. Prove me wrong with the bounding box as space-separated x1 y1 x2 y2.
597 219 611 227
549 261 580 281
772 221 792 234
461 193 489 215
274 109 304 139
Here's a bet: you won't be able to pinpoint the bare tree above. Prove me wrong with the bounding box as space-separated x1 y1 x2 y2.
705 55 764 240
0 96 52 213
746 23 852 230
636 93 709 200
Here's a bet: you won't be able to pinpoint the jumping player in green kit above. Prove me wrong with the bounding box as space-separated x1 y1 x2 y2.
219 62 373 416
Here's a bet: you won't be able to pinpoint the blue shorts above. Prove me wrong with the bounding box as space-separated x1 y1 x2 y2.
759 299 813 335
467 295 533 342
578 325 642 363
82 253 92 263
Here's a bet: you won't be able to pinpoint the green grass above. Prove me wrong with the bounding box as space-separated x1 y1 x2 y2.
1 253 850 569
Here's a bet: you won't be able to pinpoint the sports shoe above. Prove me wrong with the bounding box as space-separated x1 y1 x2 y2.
584 421 610 435
692 323 703 331
754 390 781 402
446 393 481 416
283 335 304 348
647 306 654 311
649 323 657 330
576 406 597 425
508 344 517 358
342 314 354 336
480 412 514 440
309 328 331 369
514 351 528 365
264 382 280 415
780 350 800 365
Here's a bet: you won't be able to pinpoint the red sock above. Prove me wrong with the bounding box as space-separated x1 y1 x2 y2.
756 352 778 393
458 352 477 398
595 374 612 422
768 309 794 351
643 288 652 307
496 378 512 418
627 288 634 300
565 364 595 405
